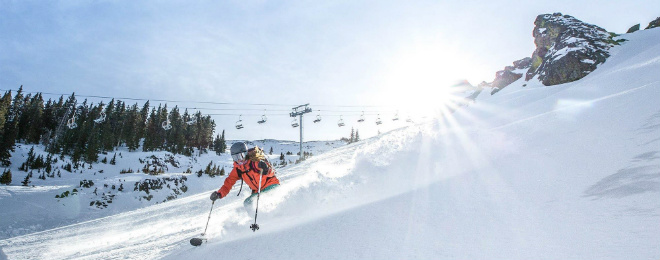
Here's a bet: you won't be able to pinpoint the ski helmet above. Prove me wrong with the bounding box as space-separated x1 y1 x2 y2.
230 142 248 162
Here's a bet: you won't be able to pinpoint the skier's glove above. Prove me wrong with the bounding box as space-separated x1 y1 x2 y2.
210 191 220 201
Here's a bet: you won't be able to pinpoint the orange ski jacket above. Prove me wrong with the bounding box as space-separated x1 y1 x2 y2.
217 160 279 198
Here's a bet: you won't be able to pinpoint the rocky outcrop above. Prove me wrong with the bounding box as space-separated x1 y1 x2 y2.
525 13 618 86
491 57 531 91
627 24 640 33
646 17 660 29
466 81 488 100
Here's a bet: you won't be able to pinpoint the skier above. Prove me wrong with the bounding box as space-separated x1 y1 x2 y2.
210 142 280 213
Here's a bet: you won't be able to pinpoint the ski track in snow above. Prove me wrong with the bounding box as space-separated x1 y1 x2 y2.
1 27 660 260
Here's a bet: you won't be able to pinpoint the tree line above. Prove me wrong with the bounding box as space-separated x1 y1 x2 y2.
0 86 225 166
340 127 360 144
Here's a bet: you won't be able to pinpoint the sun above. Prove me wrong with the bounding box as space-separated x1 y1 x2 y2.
370 42 479 118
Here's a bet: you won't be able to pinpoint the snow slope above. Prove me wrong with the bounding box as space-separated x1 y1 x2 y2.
0 140 345 240
1 28 659 260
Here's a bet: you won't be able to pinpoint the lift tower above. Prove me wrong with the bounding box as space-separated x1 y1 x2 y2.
290 104 312 160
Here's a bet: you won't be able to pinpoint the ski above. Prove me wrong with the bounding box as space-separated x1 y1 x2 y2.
190 237 206 246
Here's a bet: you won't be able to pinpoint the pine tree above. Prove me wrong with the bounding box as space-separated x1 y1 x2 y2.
269 147 273 155
143 107 159 152
110 153 117 165
58 94 81 159
23 147 35 171
0 88 24 166
0 168 11 185
220 130 226 153
156 105 168 150
192 112 215 153
0 91 12 136
165 106 185 154
182 109 194 153
0 91 12 166
211 165 218 177
349 127 355 144
138 101 150 146
124 103 141 151
355 130 360 143
114 100 127 148
16 92 32 141
100 99 116 151
45 96 66 154
79 100 100 163
213 134 222 155
25 93 45 143
21 172 31 186
40 99 57 141
205 161 212 175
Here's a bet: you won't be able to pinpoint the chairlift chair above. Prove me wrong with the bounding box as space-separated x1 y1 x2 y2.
291 118 299 128
162 119 172 130
313 114 322 123
406 117 413 123
392 112 399 121
338 116 345 127
66 117 77 129
375 114 382 125
236 115 244 129
258 114 267 124
94 111 106 124
357 111 365 123
66 109 78 129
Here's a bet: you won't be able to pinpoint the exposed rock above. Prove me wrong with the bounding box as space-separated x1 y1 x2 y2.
646 17 660 29
466 81 488 100
627 24 640 33
491 57 531 91
513 57 532 68
525 13 618 86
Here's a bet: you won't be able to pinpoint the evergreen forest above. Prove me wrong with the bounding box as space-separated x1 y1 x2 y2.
0 86 225 166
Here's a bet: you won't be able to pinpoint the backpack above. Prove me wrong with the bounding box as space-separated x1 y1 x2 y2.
236 146 274 196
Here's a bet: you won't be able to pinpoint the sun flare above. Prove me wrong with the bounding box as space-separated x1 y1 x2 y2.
370 41 481 118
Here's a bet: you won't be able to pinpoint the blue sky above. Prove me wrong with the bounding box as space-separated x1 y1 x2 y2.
2 0 659 141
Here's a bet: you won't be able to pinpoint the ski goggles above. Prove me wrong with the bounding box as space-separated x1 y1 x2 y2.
231 152 247 162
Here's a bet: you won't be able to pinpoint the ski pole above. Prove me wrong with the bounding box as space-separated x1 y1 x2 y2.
201 200 215 236
189 199 216 246
250 169 264 232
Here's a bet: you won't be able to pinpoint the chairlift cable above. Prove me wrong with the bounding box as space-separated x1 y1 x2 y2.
0 87 401 110
0 87 424 121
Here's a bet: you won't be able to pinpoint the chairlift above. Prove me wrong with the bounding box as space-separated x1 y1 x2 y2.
66 109 78 129
162 116 172 130
357 111 365 123
66 117 77 129
291 118 299 128
406 117 413 123
258 110 267 124
376 114 382 125
338 116 345 127
236 115 244 129
392 111 399 121
94 111 106 124
258 116 267 124
313 114 322 123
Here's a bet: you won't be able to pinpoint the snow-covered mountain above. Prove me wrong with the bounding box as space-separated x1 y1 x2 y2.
1 20 660 260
